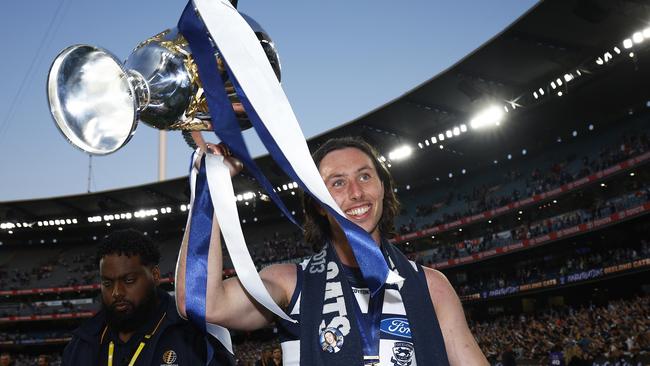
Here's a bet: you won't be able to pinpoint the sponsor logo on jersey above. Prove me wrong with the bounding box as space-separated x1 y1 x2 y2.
380 317 411 339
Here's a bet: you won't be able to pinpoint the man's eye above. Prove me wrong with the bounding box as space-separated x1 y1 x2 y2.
359 173 371 181
124 278 135 284
331 180 345 188
102 281 112 288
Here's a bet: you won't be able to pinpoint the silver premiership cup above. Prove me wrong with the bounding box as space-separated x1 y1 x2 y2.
47 22 281 155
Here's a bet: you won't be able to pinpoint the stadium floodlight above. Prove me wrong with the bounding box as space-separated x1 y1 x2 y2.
282 184 288 191
558 91 563 97
603 52 613 62
629 52 635 58
439 145 444 149
533 91 538 99
388 145 413 161
538 88 544 96
453 127 460 136
632 32 644 44
431 136 437 144
460 124 467 133
522 149 527 155
424 140 430 146
556 78 563 86
438 133 445 141
613 46 621 54
551 81 557 89
623 38 633 49
595 57 604 66
644 28 650 38
418 142 423 149
445 130 452 138
563 74 573 82
588 124 594 131
469 105 504 130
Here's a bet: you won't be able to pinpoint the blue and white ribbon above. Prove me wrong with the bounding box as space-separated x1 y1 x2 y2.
178 0 403 335
177 150 233 354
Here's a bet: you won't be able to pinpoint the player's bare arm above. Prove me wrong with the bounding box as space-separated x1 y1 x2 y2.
423 267 489 366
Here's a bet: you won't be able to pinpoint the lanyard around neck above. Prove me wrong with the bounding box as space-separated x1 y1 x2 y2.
105 312 166 366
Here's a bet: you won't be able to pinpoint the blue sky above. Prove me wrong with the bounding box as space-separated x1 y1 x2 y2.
0 0 537 202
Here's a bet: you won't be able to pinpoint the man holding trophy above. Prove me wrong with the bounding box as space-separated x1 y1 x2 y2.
47 0 487 364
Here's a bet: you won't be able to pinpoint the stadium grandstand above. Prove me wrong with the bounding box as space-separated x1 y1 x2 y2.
2 1 650 365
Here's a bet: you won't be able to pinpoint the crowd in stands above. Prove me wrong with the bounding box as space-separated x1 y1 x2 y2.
0 251 96 291
423 185 650 265
233 340 282 366
474 295 650 363
247 230 311 267
456 240 650 297
0 297 95 318
0 331 70 345
0 352 61 366
402 129 650 235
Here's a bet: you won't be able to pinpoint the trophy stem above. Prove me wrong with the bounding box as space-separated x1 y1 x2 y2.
127 70 150 112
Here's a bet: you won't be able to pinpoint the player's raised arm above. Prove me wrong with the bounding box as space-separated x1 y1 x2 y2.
174 141 296 331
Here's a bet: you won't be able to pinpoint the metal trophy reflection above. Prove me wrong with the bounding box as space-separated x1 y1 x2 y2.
47 22 280 155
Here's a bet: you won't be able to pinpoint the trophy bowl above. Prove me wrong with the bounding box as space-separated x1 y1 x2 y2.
48 45 140 155
47 21 281 155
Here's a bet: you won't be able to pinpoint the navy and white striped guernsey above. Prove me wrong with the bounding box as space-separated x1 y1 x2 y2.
277 257 424 366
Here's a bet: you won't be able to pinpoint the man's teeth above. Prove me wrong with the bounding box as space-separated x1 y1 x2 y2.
346 206 369 216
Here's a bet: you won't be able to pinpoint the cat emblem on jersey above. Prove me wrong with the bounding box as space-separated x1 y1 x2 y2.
391 342 414 366
319 327 344 353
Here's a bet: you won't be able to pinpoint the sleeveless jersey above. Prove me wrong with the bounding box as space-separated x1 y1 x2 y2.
278 258 420 366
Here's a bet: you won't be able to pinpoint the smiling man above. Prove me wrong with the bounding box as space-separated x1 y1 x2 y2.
63 229 232 366
176 137 488 365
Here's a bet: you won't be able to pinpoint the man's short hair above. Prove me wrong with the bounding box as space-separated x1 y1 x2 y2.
96 229 160 266
302 137 400 249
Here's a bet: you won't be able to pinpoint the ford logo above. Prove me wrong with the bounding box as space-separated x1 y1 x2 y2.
380 317 411 339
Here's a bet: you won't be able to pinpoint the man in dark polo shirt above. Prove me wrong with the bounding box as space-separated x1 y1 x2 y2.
63 229 232 366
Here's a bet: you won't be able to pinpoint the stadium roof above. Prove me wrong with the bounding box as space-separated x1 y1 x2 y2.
2 0 650 227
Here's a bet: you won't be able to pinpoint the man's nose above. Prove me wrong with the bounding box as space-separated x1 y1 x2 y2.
348 180 363 200
112 282 125 299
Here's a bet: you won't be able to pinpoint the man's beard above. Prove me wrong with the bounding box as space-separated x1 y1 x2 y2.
103 286 157 333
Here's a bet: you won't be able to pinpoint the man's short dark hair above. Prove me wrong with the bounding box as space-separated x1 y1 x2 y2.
96 229 160 266
302 137 400 249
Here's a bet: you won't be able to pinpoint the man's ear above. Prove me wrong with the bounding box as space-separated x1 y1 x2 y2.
152 265 161 285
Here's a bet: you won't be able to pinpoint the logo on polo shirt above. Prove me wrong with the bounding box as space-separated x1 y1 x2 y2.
162 350 177 365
